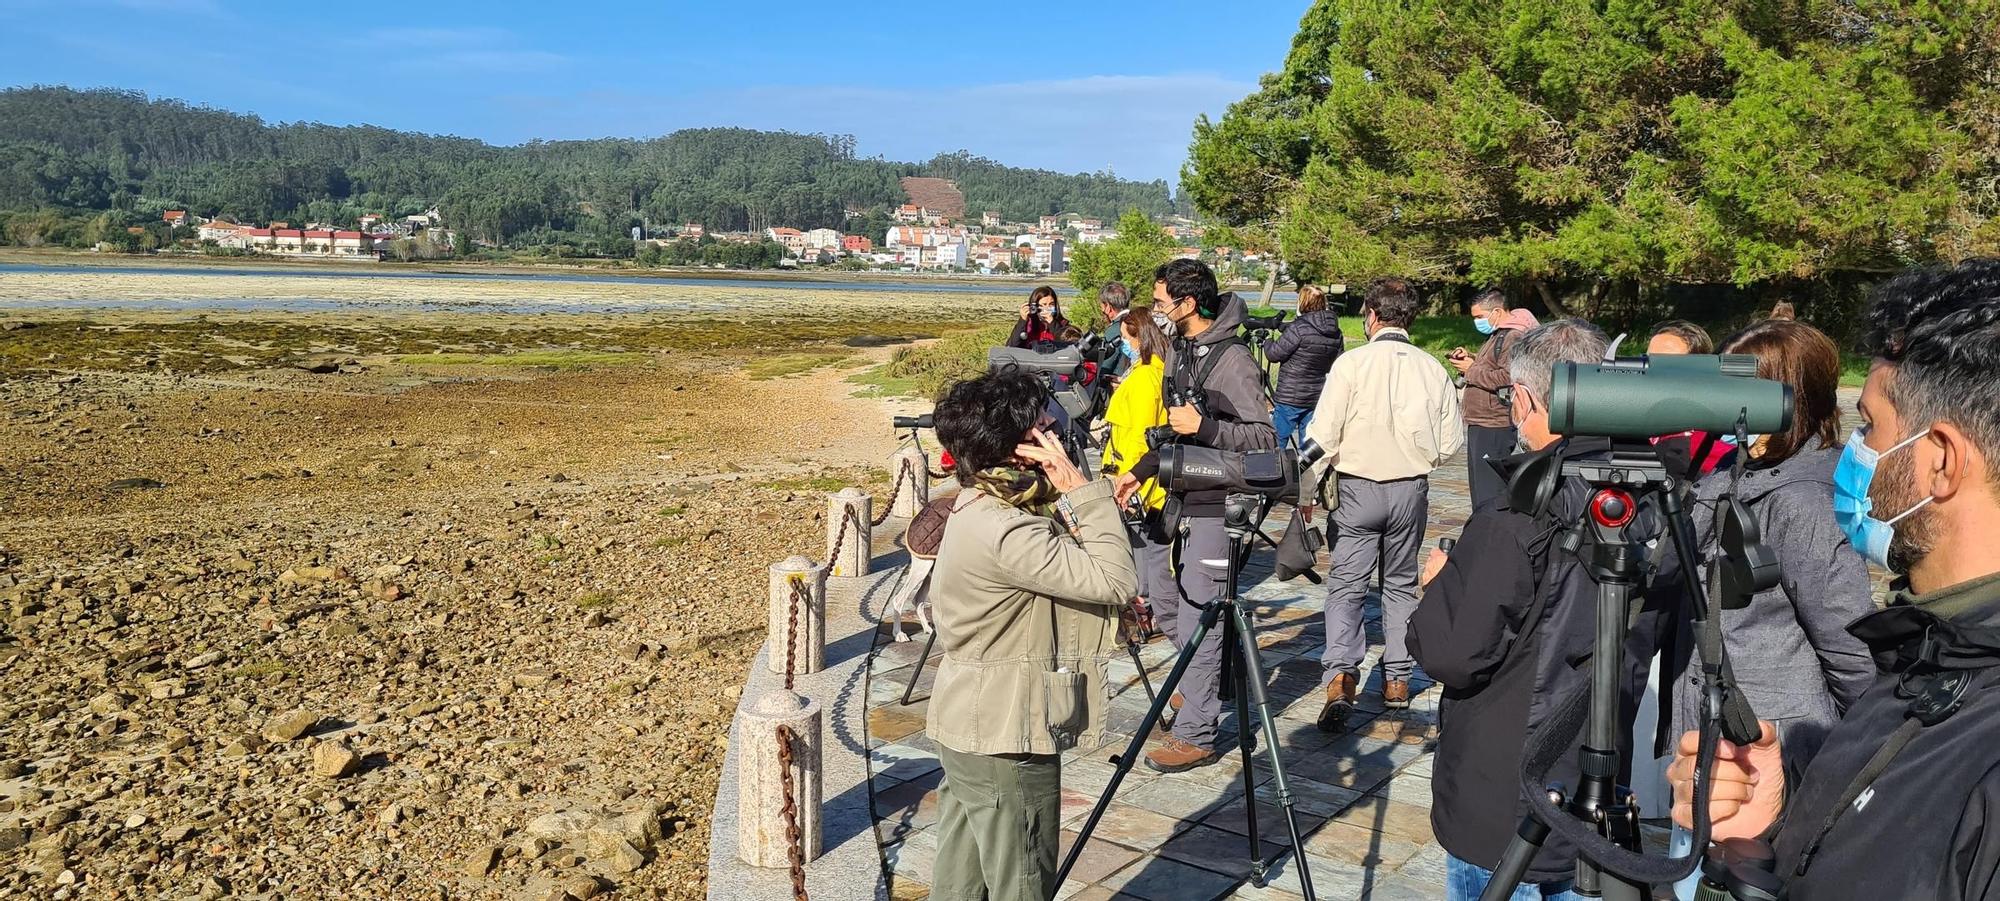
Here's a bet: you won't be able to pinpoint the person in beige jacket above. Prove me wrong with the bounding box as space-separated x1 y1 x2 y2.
924 369 1138 901
1305 276 1464 730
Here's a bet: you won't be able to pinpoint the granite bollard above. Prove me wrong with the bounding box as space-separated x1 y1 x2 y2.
825 488 871 578
889 444 929 519
765 556 826 677
736 689 823 868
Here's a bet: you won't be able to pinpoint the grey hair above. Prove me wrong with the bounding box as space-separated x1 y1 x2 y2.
1099 281 1131 311
1508 319 1610 403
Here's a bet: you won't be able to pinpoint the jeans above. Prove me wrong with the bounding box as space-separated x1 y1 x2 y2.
1668 826 1700 900
1446 853 1583 901
1272 403 1313 449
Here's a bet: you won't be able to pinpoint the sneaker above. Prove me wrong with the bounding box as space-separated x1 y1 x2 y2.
1143 737 1221 773
1317 673 1357 733
1383 679 1411 710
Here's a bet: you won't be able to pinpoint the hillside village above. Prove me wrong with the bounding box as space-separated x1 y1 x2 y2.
147 176 1225 275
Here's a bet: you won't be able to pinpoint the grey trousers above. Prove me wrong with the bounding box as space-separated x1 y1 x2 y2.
931 745 1062 901
1466 424 1518 513
1150 514 1227 749
1322 475 1429 683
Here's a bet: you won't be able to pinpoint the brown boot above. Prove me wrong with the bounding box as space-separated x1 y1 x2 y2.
1317 673 1357 733
1383 678 1411 710
1143 737 1221 773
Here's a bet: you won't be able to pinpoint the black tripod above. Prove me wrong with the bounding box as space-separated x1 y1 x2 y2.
1479 449 1764 901
1057 495 1317 898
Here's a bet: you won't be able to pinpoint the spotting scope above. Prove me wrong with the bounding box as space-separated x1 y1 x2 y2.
1548 354 1793 441
1156 445 1300 502
892 414 934 430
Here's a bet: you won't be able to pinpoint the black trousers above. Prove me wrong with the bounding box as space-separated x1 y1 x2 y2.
1466 424 1518 512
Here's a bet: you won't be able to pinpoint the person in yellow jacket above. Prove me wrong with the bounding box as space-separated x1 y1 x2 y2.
1101 306 1174 638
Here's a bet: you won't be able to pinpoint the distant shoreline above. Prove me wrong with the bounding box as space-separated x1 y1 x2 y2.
0 246 1054 288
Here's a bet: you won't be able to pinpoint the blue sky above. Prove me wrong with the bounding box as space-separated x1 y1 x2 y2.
0 0 1310 183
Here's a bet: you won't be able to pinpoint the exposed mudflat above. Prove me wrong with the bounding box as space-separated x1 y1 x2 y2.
0 281 994 899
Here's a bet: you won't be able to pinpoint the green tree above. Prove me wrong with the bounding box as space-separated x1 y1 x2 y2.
1067 209 1178 323
1187 0 2000 319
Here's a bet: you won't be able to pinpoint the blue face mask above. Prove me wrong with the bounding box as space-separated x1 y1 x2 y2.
1473 317 1497 336
1832 426 1933 568
1717 433 1763 447
1119 339 1139 363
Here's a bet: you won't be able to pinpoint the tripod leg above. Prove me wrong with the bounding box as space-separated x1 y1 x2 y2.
897 624 938 707
1478 814 1554 901
1126 636 1158 706
1229 616 1266 885
1055 600 1224 886
1226 602 1315 900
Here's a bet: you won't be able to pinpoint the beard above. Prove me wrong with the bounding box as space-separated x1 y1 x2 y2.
1874 447 1939 574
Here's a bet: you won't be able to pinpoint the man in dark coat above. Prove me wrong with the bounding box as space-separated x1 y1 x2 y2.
1670 259 2000 901
1411 318 1670 901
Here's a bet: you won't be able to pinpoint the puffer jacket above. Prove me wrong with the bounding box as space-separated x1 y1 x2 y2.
1664 441 1878 777
926 479 1139 755
1263 309 1345 408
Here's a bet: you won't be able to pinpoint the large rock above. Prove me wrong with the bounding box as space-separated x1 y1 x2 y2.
523 809 596 843
312 740 360 778
260 709 318 743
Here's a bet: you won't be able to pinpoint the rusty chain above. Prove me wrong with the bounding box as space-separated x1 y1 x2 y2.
775 723 810 901
825 504 861 574
870 461 911 527
783 574 811 691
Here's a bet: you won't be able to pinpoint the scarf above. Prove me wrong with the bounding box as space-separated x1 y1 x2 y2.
970 465 1061 518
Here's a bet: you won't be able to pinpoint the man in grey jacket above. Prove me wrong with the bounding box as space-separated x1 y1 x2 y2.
1115 258 1277 772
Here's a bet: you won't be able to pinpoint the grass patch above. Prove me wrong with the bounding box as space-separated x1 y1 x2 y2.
741 351 857 380
846 364 922 398
761 474 853 493
227 660 289 680
656 505 687 518
395 350 646 370
575 592 618 610
653 536 687 549
879 325 1011 400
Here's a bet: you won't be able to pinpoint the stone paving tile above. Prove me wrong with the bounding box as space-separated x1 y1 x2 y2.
870 740 943 783
1398 839 1450 887
1158 822 1287 879
1328 795 1436 844
868 704 928 744
1120 774 1243 821
1099 853 1246 900
1372 772 1436 811
1301 818 1425 870
1239 848 1431 900
882 826 937 884
1199 791 1330 841
1067 800 1185 851
1056 830 1147 884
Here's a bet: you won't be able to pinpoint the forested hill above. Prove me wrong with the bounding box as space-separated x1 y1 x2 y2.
0 87 1176 244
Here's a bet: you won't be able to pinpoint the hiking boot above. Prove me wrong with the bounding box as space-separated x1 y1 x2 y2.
1383 678 1411 710
1144 737 1221 773
1317 673 1357 733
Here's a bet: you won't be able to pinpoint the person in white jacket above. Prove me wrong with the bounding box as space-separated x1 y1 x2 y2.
1306 276 1464 729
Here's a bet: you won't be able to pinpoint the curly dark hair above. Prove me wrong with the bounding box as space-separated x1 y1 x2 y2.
933 368 1047 485
1864 258 2000 476
1154 258 1220 318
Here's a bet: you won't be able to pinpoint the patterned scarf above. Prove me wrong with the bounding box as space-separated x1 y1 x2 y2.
970 465 1061 518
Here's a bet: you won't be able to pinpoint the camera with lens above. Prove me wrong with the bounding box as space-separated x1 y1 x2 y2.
1243 312 1288 333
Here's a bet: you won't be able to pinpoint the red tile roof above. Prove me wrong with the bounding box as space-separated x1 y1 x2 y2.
275 229 303 238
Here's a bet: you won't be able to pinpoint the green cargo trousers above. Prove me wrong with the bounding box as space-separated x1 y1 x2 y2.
930 745 1062 901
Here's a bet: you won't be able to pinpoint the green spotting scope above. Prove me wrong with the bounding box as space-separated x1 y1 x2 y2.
1548 353 1794 440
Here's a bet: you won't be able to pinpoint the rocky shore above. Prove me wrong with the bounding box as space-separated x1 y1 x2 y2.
0 294 967 899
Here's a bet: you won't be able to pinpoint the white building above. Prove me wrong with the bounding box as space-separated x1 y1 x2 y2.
1014 236 1066 273
804 228 842 251
930 242 967 269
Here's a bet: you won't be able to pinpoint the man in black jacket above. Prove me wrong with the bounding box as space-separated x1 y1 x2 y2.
1670 260 2000 901
1410 318 1670 901
1114 258 1277 772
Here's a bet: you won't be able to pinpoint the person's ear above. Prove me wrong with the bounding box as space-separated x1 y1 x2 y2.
1926 422 1974 503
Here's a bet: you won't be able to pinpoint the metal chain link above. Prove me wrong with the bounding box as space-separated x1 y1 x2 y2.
775 723 810 901
871 461 910 527
783 574 810 691
825 504 859 573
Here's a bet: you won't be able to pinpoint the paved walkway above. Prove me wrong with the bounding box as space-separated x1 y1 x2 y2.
863 455 1478 901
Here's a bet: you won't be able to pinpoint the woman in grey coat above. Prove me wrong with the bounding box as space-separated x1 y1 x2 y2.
1666 319 1877 898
